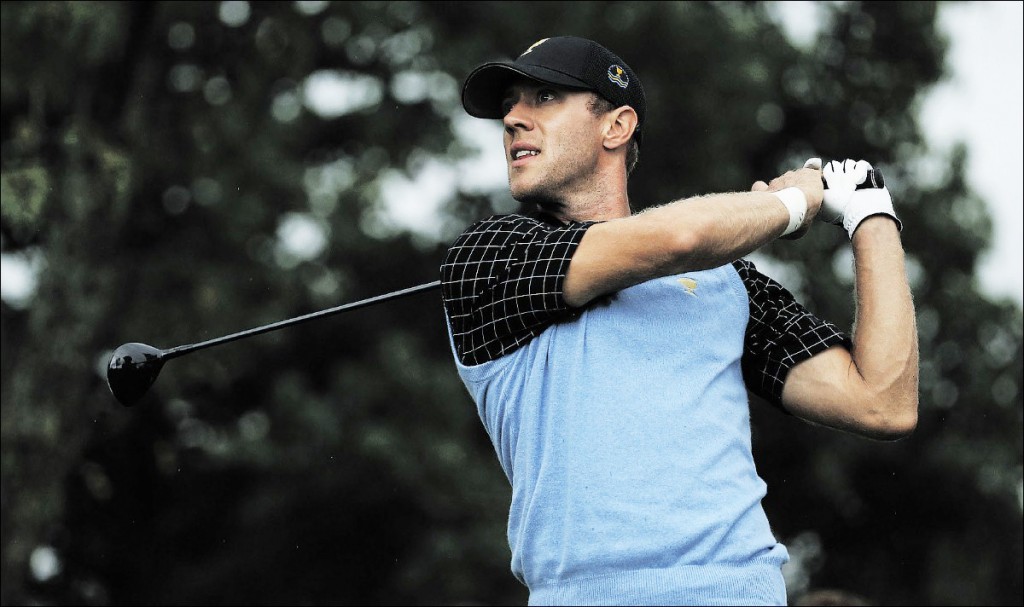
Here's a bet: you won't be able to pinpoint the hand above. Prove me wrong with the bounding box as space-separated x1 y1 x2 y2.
811 158 902 239
813 157 868 226
752 163 824 239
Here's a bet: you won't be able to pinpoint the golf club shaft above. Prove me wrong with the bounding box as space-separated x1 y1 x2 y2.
161 280 441 360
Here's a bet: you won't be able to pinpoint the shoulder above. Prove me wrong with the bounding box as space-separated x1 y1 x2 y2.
443 212 590 268
450 213 558 246
444 214 532 271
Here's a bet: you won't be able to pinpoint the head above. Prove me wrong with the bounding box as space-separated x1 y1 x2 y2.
462 37 645 214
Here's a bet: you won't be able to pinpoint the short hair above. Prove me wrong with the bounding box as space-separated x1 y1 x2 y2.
587 94 640 176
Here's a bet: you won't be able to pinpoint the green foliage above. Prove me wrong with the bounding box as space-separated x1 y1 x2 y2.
1 1 1020 605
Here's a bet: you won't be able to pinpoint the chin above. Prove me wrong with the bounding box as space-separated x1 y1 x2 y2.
508 179 533 202
509 174 564 210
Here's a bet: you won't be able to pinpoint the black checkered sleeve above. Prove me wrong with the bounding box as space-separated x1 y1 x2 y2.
734 258 852 408
441 214 595 366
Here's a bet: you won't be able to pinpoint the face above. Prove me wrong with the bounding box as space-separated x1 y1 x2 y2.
500 81 606 207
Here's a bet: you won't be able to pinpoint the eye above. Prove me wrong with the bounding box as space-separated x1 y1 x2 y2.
537 89 556 103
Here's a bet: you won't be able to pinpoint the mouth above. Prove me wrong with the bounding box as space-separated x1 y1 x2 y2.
510 145 541 167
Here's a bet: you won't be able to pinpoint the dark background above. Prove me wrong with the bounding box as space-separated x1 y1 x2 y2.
2 1 1021 605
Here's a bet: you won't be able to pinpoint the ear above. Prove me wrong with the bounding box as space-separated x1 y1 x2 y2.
602 106 638 152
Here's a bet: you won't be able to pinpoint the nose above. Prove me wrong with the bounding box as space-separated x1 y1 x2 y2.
503 97 534 134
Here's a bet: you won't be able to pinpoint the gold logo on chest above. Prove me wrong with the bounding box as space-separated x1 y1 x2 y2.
678 277 698 297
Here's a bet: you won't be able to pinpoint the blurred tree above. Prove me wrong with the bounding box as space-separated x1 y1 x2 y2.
1 1 1019 605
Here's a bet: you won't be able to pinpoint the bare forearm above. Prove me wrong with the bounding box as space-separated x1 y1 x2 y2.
565 191 792 306
640 190 791 270
849 216 920 431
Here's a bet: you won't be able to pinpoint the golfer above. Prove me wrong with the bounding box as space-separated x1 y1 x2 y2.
440 36 918 605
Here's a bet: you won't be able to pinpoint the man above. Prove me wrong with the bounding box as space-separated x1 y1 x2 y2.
440 36 918 605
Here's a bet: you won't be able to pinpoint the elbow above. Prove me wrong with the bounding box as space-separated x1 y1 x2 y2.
873 408 917 441
860 392 919 441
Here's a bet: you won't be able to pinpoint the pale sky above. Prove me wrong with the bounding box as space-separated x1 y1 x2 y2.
921 1 1023 306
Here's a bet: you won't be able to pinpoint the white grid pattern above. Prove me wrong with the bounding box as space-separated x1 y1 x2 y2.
441 214 594 366
733 258 851 406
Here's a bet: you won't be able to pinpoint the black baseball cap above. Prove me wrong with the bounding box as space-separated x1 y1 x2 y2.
462 36 646 144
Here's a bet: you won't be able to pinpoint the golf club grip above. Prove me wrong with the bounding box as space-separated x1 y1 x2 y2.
164 279 442 359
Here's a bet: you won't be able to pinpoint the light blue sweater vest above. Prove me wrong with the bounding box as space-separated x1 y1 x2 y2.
448 265 789 606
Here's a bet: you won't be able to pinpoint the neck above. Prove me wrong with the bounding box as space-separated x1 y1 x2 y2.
551 159 631 223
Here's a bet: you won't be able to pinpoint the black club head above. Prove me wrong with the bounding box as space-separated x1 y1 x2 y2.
107 343 166 406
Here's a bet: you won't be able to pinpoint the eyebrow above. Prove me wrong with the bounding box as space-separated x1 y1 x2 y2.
501 81 573 105
501 81 538 99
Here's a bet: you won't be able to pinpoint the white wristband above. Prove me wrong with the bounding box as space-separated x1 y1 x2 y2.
774 187 807 236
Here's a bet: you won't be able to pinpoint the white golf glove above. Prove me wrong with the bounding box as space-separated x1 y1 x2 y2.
805 157 902 239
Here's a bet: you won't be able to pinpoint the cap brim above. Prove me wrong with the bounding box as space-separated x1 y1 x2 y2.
462 61 592 119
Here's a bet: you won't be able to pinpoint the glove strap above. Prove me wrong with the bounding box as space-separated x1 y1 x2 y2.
844 190 903 239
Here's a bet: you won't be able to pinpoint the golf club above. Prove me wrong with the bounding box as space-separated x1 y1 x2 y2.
106 279 441 407
107 164 881 407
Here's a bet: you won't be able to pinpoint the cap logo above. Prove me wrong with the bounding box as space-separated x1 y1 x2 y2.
520 38 549 58
607 64 628 89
